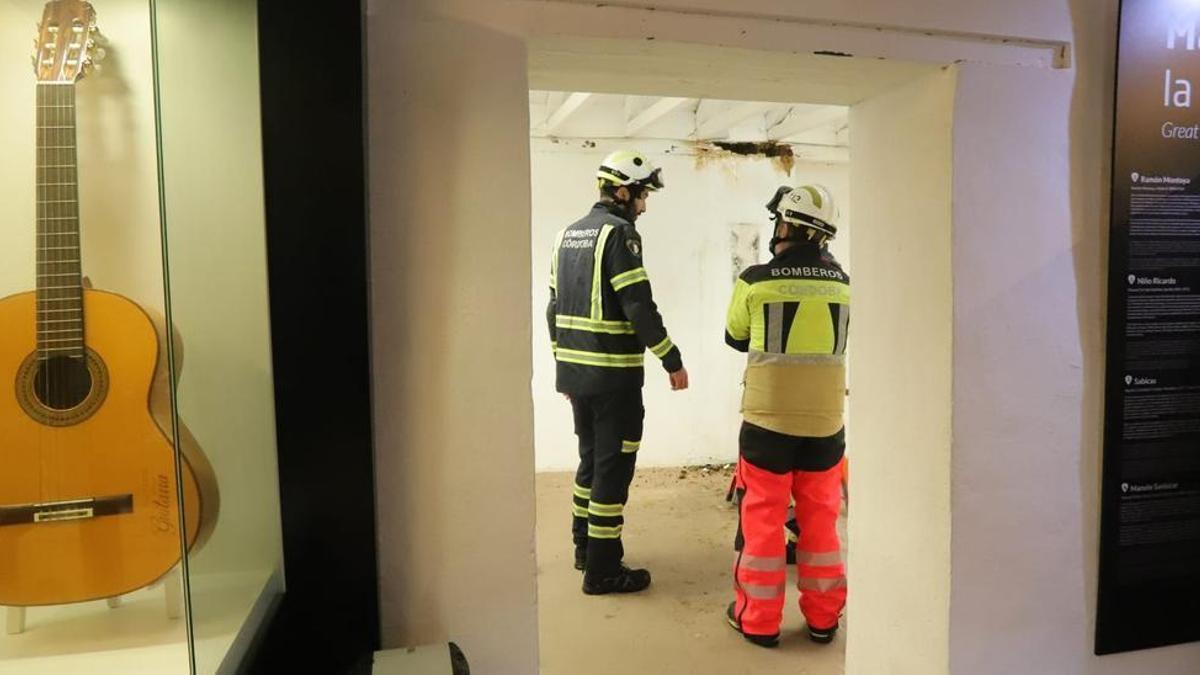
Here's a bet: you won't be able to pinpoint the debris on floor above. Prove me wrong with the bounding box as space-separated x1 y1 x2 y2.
677 463 736 480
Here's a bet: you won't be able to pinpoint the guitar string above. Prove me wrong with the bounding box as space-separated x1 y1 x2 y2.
38 66 88 512
39 80 78 503
37 80 43 504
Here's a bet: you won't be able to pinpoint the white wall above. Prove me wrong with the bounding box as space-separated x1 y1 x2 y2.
531 139 849 471
848 67 955 675
947 1 1200 672
152 2 284 670
528 0 1073 42
0 0 163 304
366 6 540 674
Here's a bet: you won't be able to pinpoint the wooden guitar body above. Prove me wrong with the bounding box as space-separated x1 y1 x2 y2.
0 289 219 606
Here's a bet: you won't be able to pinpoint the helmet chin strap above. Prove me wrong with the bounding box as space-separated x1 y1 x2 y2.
618 200 639 224
768 235 797 256
769 225 827 255
612 186 644 223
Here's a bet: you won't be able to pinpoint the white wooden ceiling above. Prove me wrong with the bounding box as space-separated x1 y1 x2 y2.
529 90 848 159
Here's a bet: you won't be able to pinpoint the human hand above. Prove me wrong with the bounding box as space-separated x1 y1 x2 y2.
669 367 689 391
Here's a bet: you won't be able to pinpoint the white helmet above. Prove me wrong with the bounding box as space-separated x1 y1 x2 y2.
776 184 838 239
597 150 664 192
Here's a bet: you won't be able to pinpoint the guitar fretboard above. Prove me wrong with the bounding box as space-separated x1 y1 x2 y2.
35 83 84 360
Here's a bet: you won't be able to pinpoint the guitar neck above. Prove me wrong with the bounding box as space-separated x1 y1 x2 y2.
35 83 84 360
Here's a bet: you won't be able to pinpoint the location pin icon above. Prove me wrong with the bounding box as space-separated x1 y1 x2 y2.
1128 274 1137 285
1125 375 1133 385
1131 172 1140 182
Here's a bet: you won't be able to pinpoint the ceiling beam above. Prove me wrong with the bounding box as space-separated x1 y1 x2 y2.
542 92 592 134
694 101 773 139
626 97 691 137
788 143 850 164
767 105 848 141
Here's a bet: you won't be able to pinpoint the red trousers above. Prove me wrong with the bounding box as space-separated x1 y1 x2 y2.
732 456 846 635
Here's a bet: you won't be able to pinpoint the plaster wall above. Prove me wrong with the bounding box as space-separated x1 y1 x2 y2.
366 6 540 673
846 67 955 675
947 1 1200 672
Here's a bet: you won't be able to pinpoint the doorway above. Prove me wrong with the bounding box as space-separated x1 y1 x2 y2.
530 91 851 673
528 37 955 674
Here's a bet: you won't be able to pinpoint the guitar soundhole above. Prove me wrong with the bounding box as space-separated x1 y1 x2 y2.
16 350 108 426
33 356 93 410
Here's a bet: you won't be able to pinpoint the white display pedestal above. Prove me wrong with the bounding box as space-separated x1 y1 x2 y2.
3 567 183 635
373 645 453 675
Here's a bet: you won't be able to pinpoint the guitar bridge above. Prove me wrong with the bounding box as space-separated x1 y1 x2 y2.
34 503 94 522
0 494 133 527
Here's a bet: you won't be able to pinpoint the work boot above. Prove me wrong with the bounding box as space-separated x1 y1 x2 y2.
785 518 800 565
807 620 839 644
725 602 779 648
582 564 651 595
574 547 586 572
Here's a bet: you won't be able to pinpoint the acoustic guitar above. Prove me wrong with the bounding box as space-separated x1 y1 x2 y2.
0 0 219 607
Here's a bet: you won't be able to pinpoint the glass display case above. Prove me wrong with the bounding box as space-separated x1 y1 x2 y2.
0 0 284 672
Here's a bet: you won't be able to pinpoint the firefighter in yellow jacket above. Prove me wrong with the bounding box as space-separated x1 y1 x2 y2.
725 184 848 647
547 150 689 595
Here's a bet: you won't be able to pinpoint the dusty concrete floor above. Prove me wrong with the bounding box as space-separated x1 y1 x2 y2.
536 466 847 675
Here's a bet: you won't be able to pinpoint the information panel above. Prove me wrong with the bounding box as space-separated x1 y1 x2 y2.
1098 0 1200 655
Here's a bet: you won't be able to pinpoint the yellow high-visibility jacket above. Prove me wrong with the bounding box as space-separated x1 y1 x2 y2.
725 243 849 437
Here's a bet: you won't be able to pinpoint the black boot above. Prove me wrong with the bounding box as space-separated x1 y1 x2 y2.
574 547 586 572
807 620 839 644
785 518 800 565
725 602 779 648
582 564 651 595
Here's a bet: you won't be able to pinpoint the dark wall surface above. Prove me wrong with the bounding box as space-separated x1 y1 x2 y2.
244 1 378 672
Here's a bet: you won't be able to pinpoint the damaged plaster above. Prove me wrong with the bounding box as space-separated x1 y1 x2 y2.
693 140 796 176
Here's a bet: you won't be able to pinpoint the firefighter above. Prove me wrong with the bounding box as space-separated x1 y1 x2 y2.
724 184 849 647
547 150 689 595
724 188 851 565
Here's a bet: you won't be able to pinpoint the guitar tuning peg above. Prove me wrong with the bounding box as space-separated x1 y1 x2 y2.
94 47 107 62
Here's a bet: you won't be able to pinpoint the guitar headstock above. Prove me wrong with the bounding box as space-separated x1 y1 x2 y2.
32 0 100 84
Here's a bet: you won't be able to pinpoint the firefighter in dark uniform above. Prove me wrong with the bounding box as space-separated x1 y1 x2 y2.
547 150 689 595
724 184 849 647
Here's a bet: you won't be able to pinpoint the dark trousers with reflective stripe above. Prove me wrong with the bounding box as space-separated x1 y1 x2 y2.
570 387 643 579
